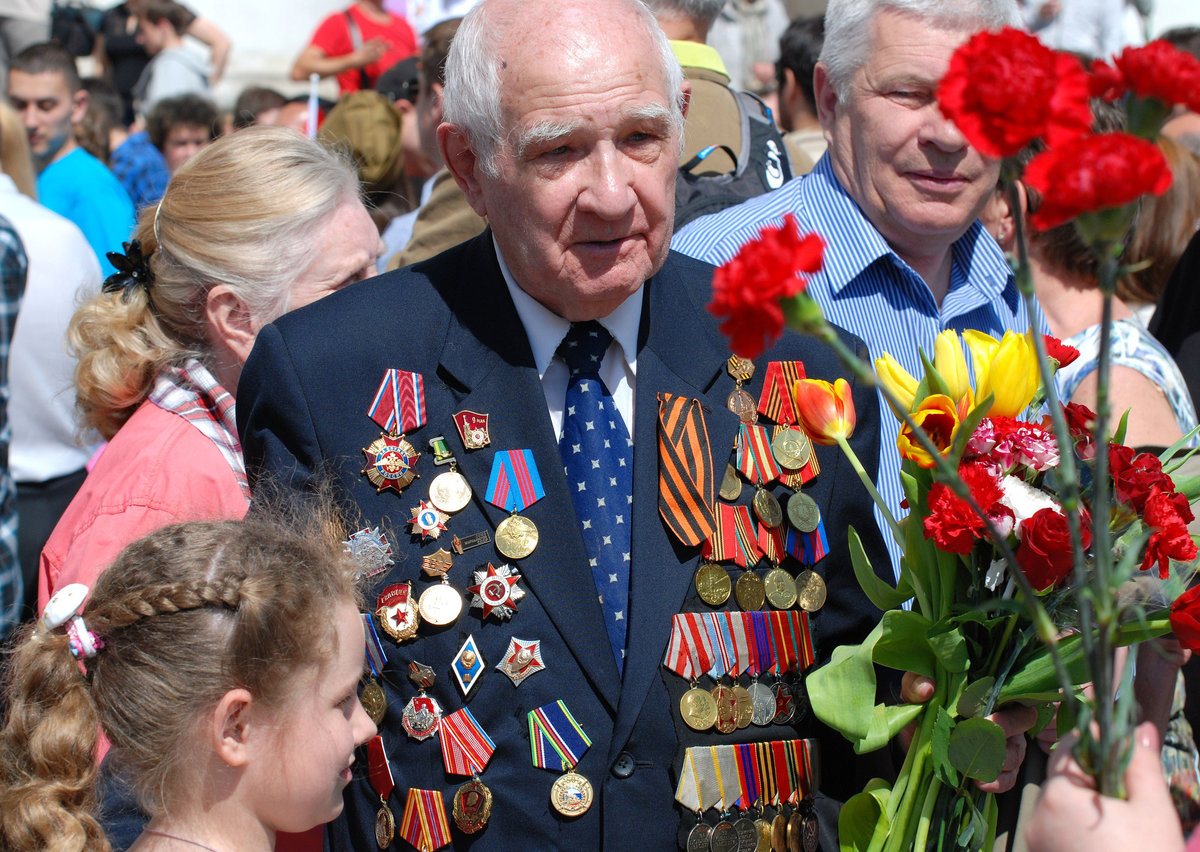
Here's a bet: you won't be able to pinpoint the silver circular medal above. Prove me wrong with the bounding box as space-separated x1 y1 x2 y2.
734 817 760 852
686 822 713 852
418 582 463 626
771 681 796 725
429 469 472 513
748 680 776 726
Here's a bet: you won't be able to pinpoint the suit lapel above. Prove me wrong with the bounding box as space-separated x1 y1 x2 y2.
436 234 622 712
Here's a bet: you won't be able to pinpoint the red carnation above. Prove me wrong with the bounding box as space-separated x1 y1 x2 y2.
1110 444 1177 515
923 461 1006 554
1062 402 1097 459
1170 584 1200 653
1101 41 1200 113
937 27 1092 158
1018 507 1091 591
1044 335 1080 368
708 214 825 360
1024 132 1173 230
1142 486 1197 578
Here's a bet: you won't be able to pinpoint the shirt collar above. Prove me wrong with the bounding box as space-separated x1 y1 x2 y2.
802 154 1012 303
494 235 643 377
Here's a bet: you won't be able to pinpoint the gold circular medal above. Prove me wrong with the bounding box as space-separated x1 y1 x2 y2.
732 684 754 729
764 567 798 610
550 771 593 817
753 488 783 529
735 570 766 612
429 469 472 513
719 463 743 501
375 805 395 848
771 428 808 469
771 813 787 852
680 686 718 731
695 562 732 606
418 582 463 626
795 569 827 612
360 681 387 726
453 777 493 834
786 492 820 533
787 811 803 852
727 389 758 424
756 818 773 852
495 514 538 559
711 683 738 734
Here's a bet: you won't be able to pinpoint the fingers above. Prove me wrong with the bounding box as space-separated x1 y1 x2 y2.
1124 722 1169 804
975 705 1039 794
900 671 935 705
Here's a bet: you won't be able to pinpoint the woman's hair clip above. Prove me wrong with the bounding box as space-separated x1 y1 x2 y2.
42 583 104 659
102 239 155 299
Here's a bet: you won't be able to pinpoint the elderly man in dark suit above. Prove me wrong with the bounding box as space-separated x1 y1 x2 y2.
237 0 891 848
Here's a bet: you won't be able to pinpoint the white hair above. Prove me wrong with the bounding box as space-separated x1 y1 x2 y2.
820 0 1020 99
442 0 686 177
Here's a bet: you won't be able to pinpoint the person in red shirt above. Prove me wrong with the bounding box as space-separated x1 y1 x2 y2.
290 0 417 95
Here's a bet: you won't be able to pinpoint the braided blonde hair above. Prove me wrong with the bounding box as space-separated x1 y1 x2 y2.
0 517 360 852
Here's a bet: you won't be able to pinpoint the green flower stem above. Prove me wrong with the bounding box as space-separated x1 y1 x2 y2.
911 770 944 852
834 432 901 542
881 674 946 852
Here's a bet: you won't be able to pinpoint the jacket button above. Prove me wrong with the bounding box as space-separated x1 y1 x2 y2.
611 751 636 778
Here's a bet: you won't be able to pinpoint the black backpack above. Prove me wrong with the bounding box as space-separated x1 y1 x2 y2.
673 90 792 230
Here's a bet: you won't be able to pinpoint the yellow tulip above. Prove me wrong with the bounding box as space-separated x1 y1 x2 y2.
963 329 1040 418
933 330 973 404
874 353 918 421
897 394 959 468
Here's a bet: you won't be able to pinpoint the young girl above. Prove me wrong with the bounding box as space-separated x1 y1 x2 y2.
0 518 377 852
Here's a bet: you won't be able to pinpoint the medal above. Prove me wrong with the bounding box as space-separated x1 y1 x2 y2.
707 503 763 569
344 526 394 579
408 500 448 540
695 561 732 606
418 581 462 626
376 582 419 641
772 426 812 470
748 680 776 726
764 567 797 610
711 682 738 734
362 369 427 496
361 433 420 495
451 635 485 696
421 548 453 579
735 816 760 852
756 816 774 852
786 493 819 534
402 662 442 741
453 409 491 450
665 613 719 730
680 685 718 731
719 463 743 501
735 570 766 612
711 819 739 852
497 636 546 686
452 777 493 834
686 822 713 852
361 681 387 726
427 434 454 465
801 813 819 852
529 700 593 817
362 613 389 725
726 356 757 424
429 468 472 514
771 681 796 725
467 562 525 621
732 683 754 729
486 450 544 559
367 735 396 848
794 570 827 612
757 361 806 426
753 488 783 529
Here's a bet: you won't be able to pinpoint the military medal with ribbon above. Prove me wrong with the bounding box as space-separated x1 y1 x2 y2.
418 547 463 628
367 735 397 848
758 361 821 486
402 661 443 742
440 706 496 834
528 700 594 817
399 788 452 852
361 613 389 726
361 369 425 496
485 449 544 559
663 612 719 732
426 434 473 514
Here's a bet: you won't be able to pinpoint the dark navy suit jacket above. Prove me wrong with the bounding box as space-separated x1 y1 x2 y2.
237 232 892 850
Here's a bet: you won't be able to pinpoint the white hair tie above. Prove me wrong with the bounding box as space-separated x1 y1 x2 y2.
43 583 105 659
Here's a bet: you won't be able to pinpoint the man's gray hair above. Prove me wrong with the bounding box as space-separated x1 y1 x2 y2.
643 0 726 27
820 0 1019 99
442 0 686 177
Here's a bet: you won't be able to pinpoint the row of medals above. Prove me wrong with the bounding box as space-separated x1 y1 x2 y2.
688 803 819 852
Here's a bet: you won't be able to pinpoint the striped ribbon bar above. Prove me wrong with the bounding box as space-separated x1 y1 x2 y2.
771 740 794 806
791 610 815 670
748 610 772 676
485 449 544 512
791 739 821 800
757 361 806 425
399 788 451 851
758 522 784 565
657 393 716 546
712 744 740 811
663 613 718 680
735 742 760 810
367 735 394 801
528 700 591 772
362 613 387 677
368 369 427 434
704 503 761 568
439 707 496 776
736 423 782 485
726 611 750 677
785 521 829 566
768 611 793 675
756 741 777 806
705 612 736 680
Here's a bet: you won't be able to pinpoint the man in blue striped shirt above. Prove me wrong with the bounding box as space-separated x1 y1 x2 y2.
674 0 1043 584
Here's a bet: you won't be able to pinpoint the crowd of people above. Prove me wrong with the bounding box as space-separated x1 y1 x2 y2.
0 0 1196 850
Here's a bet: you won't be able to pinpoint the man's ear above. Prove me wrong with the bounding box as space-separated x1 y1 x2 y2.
210 688 254 768
679 79 692 121
813 61 838 136
439 123 488 217
205 285 259 366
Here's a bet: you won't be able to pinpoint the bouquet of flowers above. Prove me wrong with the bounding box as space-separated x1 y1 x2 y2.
708 29 1200 852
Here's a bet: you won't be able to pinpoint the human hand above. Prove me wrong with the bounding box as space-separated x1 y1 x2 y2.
1036 0 1062 22
355 37 388 67
1024 722 1185 852
899 672 1037 794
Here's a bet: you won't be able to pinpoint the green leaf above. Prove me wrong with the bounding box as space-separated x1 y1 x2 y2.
928 623 970 673
809 623 883 741
947 717 1006 782
838 783 892 852
849 526 912 611
956 677 996 718
920 348 953 399
931 706 959 787
874 610 936 678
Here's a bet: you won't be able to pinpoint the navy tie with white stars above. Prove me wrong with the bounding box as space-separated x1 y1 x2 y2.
557 321 633 676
